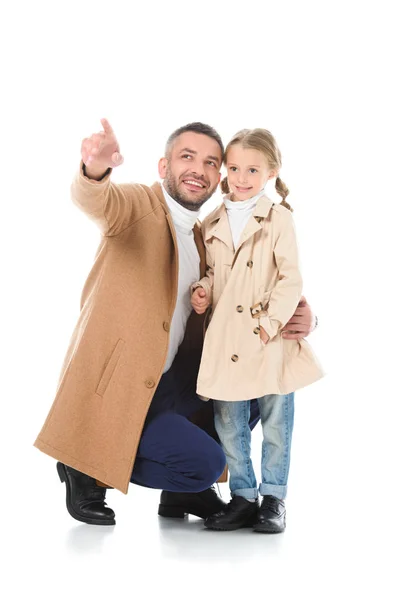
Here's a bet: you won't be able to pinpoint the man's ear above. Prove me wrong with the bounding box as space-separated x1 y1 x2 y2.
158 157 168 178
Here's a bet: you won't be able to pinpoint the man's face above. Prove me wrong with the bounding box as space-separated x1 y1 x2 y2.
158 132 222 211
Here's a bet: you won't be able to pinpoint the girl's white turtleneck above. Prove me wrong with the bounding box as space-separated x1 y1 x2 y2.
162 185 201 373
223 188 266 250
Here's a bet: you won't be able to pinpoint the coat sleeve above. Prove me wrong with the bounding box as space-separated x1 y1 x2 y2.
70 162 154 236
258 208 303 341
191 221 214 301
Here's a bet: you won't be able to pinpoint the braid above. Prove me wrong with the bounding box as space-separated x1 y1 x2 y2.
275 176 293 212
220 176 230 194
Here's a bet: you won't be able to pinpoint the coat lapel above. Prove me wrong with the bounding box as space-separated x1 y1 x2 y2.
193 222 206 277
235 218 263 250
205 205 234 252
234 195 275 253
150 181 180 256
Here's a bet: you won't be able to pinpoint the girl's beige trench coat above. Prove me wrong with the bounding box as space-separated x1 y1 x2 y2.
34 165 219 494
194 195 324 402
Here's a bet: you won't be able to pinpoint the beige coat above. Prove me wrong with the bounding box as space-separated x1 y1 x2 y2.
195 195 324 401
34 164 223 493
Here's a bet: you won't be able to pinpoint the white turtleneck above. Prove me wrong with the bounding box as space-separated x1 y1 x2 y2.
224 188 266 250
162 185 201 373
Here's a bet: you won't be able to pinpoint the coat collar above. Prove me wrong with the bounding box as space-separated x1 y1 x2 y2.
205 194 275 251
252 194 275 218
151 181 168 209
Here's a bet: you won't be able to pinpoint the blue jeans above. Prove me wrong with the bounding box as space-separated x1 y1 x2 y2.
214 393 295 500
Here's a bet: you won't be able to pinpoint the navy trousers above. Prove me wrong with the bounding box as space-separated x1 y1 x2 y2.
130 362 261 493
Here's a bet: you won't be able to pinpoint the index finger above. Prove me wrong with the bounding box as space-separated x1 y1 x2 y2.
101 118 115 136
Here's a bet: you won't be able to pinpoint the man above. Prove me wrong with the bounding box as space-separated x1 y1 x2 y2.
34 119 317 526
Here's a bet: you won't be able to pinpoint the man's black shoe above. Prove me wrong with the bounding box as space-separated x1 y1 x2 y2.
57 462 116 526
158 486 226 519
204 495 258 531
253 495 286 533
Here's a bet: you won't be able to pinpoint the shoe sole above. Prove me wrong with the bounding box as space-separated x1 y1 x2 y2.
57 462 116 526
204 523 254 531
253 518 286 534
158 504 209 519
204 516 257 531
253 526 285 533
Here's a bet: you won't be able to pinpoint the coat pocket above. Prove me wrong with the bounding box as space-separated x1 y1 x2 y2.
96 338 125 397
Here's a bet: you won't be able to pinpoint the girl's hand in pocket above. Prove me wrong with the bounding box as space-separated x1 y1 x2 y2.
260 326 270 345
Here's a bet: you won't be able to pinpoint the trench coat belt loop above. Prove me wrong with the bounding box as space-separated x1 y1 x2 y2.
250 301 267 318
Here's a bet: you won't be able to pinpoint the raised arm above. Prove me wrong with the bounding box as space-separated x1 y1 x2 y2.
71 119 152 236
81 117 124 180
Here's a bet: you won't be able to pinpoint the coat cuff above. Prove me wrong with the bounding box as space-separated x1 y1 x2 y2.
80 161 112 185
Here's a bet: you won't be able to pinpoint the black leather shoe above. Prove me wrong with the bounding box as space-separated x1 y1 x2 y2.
204 495 258 531
57 462 116 526
253 495 286 533
158 486 226 519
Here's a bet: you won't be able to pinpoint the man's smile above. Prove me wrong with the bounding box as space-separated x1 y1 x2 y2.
182 177 207 192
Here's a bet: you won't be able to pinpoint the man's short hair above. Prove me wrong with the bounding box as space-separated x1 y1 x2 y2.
165 122 224 160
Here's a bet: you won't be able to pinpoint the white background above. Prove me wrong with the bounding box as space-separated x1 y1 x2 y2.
1 0 399 598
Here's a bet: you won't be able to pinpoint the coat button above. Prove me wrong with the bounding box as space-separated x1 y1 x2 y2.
247 260 253 268
253 327 260 334
145 379 155 388
236 305 244 313
163 321 170 332
231 354 239 362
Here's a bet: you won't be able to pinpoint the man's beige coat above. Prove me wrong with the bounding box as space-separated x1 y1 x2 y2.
34 166 215 493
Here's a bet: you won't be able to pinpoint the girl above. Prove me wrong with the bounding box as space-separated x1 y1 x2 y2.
191 128 323 533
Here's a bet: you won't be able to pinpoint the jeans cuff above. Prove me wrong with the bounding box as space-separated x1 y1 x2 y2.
259 483 287 500
232 488 259 500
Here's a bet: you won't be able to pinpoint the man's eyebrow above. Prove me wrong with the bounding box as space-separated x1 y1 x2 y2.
180 147 197 154
180 148 221 164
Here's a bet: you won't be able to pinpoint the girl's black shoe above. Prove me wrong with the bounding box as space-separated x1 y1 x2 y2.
204 495 258 531
253 495 286 533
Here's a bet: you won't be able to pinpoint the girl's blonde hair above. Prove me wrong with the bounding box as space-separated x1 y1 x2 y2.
221 128 292 211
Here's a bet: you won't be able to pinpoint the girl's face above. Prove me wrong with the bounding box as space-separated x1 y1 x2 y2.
226 145 276 201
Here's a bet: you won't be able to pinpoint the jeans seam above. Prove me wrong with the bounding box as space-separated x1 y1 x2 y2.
259 393 294 488
240 401 253 485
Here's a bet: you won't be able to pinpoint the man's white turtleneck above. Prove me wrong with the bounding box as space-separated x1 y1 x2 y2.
224 188 266 250
162 185 201 373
